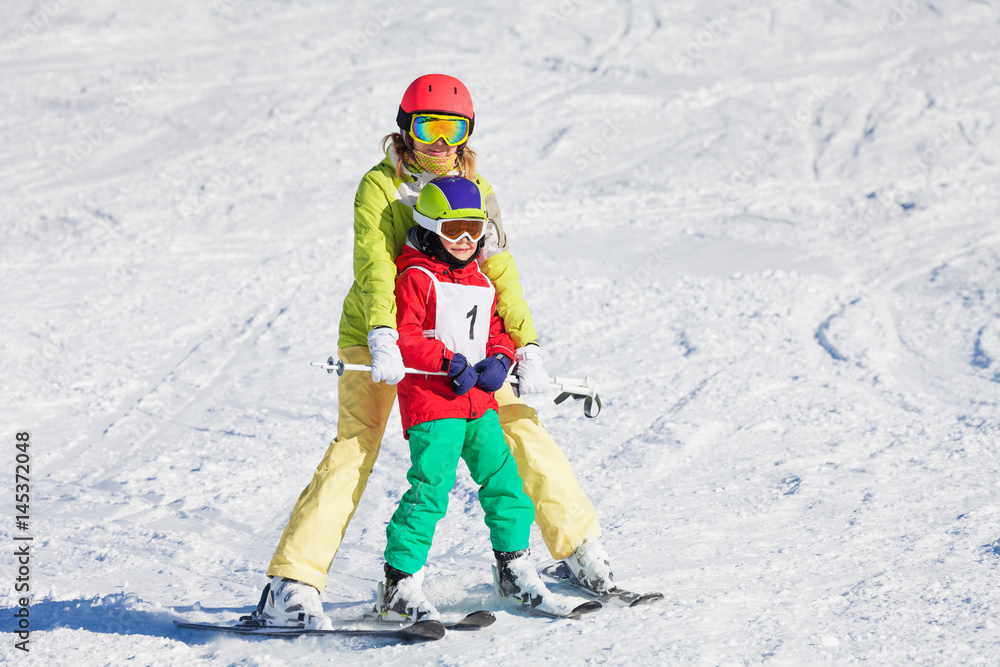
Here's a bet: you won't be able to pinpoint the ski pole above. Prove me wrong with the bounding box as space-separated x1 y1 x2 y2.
310 357 601 418
311 357 448 377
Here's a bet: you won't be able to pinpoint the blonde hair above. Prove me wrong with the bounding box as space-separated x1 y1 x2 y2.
380 132 478 181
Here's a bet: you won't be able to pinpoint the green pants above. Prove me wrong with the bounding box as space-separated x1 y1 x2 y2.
385 410 535 574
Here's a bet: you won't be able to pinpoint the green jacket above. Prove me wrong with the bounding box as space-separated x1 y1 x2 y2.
338 152 538 349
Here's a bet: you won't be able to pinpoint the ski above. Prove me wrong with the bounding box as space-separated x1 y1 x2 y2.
541 562 664 608
172 581 480 642
492 564 602 620
360 608 496 631
507 597 603 620
173 617 445 642
445 609 496 630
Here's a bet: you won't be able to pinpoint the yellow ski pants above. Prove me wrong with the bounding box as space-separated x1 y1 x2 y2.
266 345 601 591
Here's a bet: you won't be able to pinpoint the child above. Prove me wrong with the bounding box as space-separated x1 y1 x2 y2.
375 176 552 621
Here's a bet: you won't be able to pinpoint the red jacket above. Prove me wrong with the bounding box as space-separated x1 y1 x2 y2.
394 244 515 435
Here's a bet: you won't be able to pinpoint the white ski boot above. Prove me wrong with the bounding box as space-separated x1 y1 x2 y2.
376 565 440 622
493 549 548 607
563 537 614 594
261 577 333 630
493 549 601 618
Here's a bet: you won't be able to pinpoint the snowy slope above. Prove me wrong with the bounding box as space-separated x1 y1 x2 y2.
2 0 1000 664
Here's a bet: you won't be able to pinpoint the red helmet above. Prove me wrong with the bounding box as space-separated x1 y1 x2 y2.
396 74 475 138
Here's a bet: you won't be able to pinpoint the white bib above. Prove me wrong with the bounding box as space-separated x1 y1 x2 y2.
406 265 495 364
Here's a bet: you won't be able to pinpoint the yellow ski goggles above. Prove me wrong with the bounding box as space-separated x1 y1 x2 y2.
409 114 470 146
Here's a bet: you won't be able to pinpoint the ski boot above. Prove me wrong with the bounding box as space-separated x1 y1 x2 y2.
494 549 602 618
260 577 333 629
563 537 614 594
493 549 548 607
376 564 440 622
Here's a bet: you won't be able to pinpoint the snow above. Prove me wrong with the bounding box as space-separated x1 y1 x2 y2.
2 0 999 664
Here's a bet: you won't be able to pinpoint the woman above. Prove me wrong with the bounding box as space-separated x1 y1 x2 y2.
260 74 613 629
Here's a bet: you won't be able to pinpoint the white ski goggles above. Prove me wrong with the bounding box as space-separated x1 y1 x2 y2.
413 209 487 243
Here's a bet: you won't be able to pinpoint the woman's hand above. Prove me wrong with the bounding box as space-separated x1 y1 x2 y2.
514 344 549 393
367 327 405 384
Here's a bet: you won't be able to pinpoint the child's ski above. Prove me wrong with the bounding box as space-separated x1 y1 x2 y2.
506 597 603 620
445 609 497 630
361 608 497 631
492 564 602 619
541 562 665 607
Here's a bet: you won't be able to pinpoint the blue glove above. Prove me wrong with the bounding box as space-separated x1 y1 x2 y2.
474 354 512 392
447 353 477 396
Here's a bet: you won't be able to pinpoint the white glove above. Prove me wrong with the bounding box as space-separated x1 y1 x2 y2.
514 344 550 393
367 328 405 385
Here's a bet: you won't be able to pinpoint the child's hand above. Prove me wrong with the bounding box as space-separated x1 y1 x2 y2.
474 354 512 392
447 353 478 396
